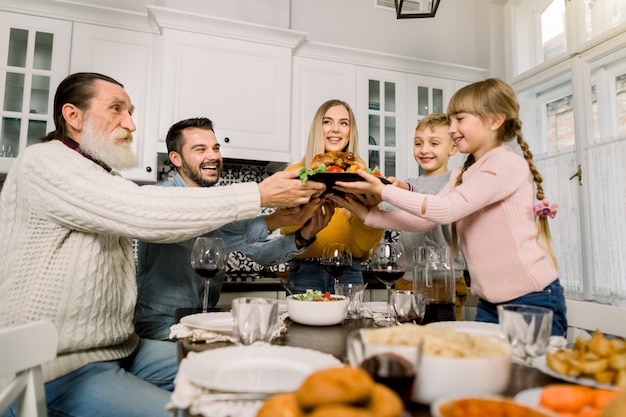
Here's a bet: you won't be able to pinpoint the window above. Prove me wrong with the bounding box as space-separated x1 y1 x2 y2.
510 0 567 76
511 1 626 304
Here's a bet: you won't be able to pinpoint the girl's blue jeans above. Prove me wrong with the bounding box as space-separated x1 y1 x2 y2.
475 278 568 336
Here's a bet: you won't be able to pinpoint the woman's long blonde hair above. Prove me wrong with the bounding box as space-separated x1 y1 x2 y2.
302 99 359 168
447 78 557 268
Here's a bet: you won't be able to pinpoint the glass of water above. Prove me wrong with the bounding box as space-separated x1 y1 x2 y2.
497 304 553 366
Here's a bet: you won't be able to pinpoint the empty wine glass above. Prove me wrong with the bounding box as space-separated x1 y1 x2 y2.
321 243 353 287
190 237 227 313
371 241 406 327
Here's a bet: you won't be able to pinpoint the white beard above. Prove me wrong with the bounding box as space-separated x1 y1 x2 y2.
79 117 138 171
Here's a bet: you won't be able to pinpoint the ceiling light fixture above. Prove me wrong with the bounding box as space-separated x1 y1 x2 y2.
394 0 441 19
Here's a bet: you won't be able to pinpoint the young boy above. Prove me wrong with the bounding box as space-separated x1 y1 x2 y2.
389 113 468 320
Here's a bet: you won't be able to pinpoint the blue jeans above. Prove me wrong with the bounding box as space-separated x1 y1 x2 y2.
475 278 568 336
287 259 364 294
4 339 178 417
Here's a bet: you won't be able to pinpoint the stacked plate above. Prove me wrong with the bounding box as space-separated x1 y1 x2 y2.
177 345 342 417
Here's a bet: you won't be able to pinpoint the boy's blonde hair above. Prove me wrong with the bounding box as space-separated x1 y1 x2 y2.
447 78 557 268
415 112 450 136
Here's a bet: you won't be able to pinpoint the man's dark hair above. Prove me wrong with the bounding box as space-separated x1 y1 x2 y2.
41 72 123 142
166 117 215 154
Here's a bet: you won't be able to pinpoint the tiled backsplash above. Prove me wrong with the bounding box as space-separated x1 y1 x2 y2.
154 155 396 276
157 155 284 275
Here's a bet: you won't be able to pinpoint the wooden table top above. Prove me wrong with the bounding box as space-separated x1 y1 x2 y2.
176 310 559 417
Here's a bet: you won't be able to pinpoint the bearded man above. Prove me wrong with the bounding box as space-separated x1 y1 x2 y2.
0 72 324 417
134 117 333 340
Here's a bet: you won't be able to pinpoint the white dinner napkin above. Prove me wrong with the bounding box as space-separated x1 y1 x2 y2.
359 303 389 322
167 354 263 417
168 312 289 343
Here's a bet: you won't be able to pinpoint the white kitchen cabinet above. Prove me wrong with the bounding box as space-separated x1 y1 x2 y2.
357 66 408 180
150 6 305 163
70 23 160 183
0 12 71 174
290 57 357 163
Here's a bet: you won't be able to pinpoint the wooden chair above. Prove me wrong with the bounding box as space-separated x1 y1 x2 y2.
0 320 58 417
566 299 626 342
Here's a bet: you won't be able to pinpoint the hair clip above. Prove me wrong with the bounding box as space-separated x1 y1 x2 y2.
534 198 558 219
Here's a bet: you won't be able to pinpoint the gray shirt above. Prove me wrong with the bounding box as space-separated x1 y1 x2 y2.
381 172 465 282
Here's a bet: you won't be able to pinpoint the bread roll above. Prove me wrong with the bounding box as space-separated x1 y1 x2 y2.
256 392 304 417
296 366 375 409
307 404 374 417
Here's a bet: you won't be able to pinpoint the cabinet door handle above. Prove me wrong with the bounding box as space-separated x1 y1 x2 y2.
569 164 582 186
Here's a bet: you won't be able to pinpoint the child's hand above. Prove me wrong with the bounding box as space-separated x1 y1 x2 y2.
333 169 386 197
387 177 409 190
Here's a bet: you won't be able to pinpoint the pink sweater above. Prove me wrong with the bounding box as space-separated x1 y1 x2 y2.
366 146 557 303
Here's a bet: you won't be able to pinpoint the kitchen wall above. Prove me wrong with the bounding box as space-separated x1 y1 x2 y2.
81 0 503 77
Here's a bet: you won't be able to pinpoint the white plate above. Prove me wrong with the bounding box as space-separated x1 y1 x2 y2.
428 321 503 339
180 345 342 393
180 312 233 334
532 355 618 389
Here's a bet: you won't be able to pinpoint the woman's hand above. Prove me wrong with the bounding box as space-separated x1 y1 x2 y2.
328 194 370 223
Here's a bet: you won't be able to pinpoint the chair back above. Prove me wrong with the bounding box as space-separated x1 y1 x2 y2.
0 320 58 417
566 299 626 342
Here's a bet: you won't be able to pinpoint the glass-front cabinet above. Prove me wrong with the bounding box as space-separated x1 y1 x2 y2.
357 67 406 180
405 74 457 178
0 12 71 173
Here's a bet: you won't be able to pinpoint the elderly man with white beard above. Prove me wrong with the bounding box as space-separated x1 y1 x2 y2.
0 72 325 417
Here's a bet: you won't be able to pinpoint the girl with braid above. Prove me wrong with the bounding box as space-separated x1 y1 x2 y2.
331 78 567 336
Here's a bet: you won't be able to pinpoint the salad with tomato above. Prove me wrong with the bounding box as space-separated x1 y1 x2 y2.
297 164 384 184
292 289 342 302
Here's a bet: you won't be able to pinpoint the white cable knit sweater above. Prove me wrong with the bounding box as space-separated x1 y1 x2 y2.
0 140 261 382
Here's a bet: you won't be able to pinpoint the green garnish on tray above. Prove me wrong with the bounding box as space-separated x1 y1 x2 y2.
297 164 328 185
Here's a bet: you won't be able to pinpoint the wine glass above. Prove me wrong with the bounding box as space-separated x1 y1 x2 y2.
371 241 407 327
190 237 227 313
321 243 353 287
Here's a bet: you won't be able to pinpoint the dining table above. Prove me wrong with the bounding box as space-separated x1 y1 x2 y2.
175 308 561 417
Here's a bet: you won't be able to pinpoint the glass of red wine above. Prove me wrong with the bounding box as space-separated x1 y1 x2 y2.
190 237 226 313
371 241 406 327
321 243 352 287
346 329 421 406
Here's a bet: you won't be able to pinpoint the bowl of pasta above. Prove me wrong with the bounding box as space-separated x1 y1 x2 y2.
353 323 513 404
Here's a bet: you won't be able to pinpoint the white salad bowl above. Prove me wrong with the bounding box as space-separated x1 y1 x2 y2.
286 294 349 326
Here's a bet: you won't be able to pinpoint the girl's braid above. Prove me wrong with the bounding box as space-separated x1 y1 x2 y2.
508 118 557 268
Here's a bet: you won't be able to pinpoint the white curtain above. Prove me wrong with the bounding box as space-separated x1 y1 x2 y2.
537 135 626 305
585 135 626 304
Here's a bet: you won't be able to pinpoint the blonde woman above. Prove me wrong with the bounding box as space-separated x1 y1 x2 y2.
281 99 383 294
